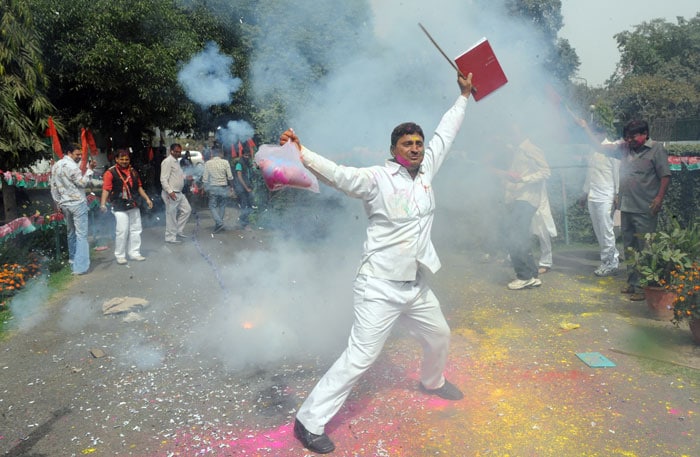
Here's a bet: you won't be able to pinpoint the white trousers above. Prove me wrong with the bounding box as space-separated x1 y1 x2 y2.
532 214 553 268
296 272 451 435
162 191 192 242
113 207 142 259
588 199 619 269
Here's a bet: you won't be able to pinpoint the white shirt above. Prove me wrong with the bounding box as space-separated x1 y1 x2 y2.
300 95 468 281
50 156 93 207
160 154 185 193
583 150 619 202
504 139 551 207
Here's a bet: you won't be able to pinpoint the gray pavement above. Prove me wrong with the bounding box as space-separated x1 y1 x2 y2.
0 207 698 456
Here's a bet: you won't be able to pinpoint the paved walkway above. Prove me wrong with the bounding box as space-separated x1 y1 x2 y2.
0 208 698 456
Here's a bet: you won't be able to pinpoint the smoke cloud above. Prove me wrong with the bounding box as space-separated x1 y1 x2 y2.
6 0 591 375
216 120 255 148
7 276 51 332
177 41 242 107
172 0 592 372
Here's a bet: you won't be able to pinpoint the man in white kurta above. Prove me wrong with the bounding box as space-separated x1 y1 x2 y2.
583 149 620 276
280 74 473 454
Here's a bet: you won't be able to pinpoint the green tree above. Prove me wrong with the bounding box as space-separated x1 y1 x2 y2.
504 0 580 82
0 0 57 222
610 14 700 123
180 0 256 139
29 0 223 148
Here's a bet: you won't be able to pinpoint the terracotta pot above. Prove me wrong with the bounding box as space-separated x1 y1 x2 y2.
643 286 676 321
689 318 700 345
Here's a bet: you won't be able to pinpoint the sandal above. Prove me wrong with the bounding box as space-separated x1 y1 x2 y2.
621 285 636 294
538 266 550 274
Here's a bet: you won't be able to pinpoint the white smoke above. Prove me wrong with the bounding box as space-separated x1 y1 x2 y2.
216 120 255 147
177 0 586 370
177 41 242 107
7 276 51 332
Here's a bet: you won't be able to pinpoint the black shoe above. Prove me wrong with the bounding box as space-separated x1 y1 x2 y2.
293 419 335 454
213 224 225 234
419 379 464 400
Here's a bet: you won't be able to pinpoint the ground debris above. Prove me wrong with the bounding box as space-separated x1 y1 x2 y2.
102 296 149 315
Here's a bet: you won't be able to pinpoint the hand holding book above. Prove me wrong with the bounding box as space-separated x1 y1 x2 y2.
454 38 508 101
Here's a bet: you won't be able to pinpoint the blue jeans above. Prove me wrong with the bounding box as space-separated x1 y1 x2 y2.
62 202 90 274
622 210 658 291
236 189 253 226
207 186 229 226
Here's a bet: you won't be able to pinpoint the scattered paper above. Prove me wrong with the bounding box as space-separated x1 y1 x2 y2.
102 296 149 315
576 352 616 368
89 348 106 358
559 322 580 330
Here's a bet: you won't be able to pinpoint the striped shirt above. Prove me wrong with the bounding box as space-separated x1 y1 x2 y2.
203 156 233 187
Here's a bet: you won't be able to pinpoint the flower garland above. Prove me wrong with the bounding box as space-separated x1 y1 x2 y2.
668 156 700 172
0 171 51 188
0 212 65 242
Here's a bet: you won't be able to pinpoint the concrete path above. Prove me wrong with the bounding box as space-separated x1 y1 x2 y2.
1 208 698 456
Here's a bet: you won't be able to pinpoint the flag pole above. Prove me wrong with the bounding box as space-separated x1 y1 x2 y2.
418 23 476 94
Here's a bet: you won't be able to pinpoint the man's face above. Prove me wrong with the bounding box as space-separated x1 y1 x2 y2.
171 146 182 159
625 132 647 149
391 134 425 171
115 154 130 168
69 149 82 163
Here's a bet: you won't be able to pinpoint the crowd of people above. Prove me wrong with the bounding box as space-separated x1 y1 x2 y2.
49 140 262 268
47 73 673 454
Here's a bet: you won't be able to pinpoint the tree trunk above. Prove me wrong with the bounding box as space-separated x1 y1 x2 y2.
1 179 18 224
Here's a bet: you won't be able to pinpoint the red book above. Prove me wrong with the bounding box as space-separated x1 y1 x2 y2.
454 38 507 101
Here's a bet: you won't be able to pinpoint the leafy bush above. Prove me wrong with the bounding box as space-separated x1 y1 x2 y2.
627 217 700 287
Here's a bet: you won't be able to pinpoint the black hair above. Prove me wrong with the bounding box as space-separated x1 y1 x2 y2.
63 142 80 153
170 143 182 151
623 120 649 138
390 122 424 148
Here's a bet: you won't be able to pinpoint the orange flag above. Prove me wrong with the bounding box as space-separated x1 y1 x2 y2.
79 128 89 174
238 141 243 157
86 129 99 156
46 117 63 159
246 138 256 157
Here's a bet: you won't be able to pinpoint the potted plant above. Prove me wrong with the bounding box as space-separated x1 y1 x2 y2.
627 217 700 319
667 261 700 343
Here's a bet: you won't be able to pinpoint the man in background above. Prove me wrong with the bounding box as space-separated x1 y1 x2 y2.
233 149 255 231
617 120 671 301
50 143 97 275
202 147 233 233
160 143 192 243
503 130 551 290
580 126 621 278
